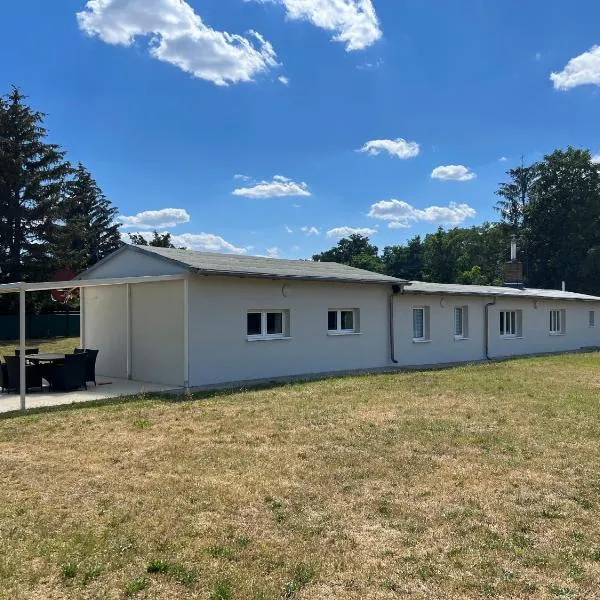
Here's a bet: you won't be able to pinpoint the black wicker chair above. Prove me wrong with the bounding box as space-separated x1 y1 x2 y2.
74 348 99 386
48 353 87 392
0 362 8 393
3 355 43 393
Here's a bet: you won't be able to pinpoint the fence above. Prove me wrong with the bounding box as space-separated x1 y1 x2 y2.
0 313 80 341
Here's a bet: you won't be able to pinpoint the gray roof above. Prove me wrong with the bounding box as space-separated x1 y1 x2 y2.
130 246 406 285
403 281 600 302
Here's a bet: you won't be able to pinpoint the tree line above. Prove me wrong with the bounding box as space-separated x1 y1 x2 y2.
314 148 600 295
2 86 600 315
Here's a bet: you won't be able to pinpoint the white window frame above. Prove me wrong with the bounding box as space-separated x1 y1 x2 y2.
247 310 290 341
327 308 360 335
549 309 566 335
412 306 430 342
499 310 522 339
590 310 596 328
454 306 469 340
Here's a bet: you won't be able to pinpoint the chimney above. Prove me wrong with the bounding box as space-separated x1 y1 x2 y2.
504 235 524 289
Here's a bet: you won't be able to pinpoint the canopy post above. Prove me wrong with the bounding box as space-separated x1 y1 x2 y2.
80 287 86 349
19 289 26 411
126 283 132 380
183 278 189 391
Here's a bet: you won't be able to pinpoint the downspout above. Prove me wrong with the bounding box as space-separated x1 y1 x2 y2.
389 285 402 364
484 296 497 360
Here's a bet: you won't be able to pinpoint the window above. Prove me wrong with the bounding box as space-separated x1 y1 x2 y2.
590 311 595 327
549 309 566 335
500 310 522 338
412 307 430 341
328 309 359 334
247 310 289 340
454 306 468 339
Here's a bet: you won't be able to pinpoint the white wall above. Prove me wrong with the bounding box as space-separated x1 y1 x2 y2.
83 280 185 386
82 247 186 279
130 281 184 386
188 276 393 386
487 298 600 359
392 293 600 366
83 284 128 378
393 295 486 366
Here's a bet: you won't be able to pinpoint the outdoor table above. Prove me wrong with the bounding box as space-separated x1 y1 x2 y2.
27 353 66 364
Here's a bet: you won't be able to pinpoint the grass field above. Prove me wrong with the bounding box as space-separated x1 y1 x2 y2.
1 350 600 599
0 337 80 358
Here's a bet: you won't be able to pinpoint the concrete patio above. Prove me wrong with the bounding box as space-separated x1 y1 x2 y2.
0 376 178 414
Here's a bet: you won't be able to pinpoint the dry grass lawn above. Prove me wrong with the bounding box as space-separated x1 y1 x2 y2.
1 351 600 599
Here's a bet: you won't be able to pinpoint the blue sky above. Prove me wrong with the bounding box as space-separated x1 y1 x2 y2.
2 1 600 258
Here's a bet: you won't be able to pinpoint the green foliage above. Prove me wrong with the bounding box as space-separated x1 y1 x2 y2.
52 163 121 272
129 230 176 248
206 545 236 560
210 577 233 600
60 562 77 579
282 563 315 598
312 234 383 272
124 577 150 596
146 559 171 573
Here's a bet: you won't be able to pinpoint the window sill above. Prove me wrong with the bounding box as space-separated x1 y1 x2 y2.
549 332 566 336
412 339 432 344
247 336 292 342
501 335 523 340
454 336 470 341
327 331 362 336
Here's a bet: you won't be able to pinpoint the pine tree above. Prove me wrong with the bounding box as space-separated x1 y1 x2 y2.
0 87 70 283
52 163 122 272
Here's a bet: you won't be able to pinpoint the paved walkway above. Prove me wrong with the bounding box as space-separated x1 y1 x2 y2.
0 376 177 414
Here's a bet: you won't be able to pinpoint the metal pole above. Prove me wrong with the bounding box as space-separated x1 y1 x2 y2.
126 284 132 380
183 278 189 390
80 287 86 348
19 289 26 410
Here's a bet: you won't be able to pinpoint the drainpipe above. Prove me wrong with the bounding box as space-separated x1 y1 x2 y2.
389 285 402 364
484 296 497 360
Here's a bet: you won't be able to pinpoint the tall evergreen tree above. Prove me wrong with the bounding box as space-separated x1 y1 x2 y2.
0 87 70 283
495 162 536 231
52 163 122 272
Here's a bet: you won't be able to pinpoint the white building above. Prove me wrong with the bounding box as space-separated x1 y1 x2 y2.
76 245 600 389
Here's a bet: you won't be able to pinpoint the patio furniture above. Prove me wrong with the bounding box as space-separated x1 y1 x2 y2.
14 348 39 356
0 362 7 393
74 348 99 386
47 353 87 392
3 356 44 393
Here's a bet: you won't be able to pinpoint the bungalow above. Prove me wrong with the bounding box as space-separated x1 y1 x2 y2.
75 244 600 389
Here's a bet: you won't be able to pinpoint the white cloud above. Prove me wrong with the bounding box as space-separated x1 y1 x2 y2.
359 137 420 159
234 173 252 181
551 46 600 91
278 75 290 85
285 224 294 233
232 175 311 198
124 231 247 254
77 0 278 86
250 0 381 51
326 226 377 238
368 199 476 228
119 208 190 229
592 154 600 164
535 52 542 61
356 58 383 70
265 246 280 257
431 164 476 181
499 156 508 162
301 226 320 235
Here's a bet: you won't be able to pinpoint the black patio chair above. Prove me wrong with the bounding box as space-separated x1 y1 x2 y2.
14 348 39 356
0 361 8 393
48 353 87 392
3 355 43 393
74 348 99 386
